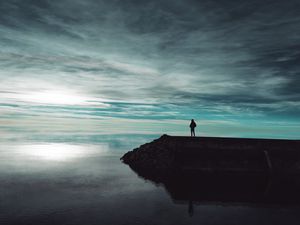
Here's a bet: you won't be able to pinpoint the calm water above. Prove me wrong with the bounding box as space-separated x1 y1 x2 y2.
0 134 299 225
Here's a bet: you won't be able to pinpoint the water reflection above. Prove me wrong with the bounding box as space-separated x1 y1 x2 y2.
1 134 300 225
5 143 108 162
128 166 300 216
19 144 87 161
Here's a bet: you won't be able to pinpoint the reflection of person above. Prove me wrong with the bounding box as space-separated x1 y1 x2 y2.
188 200 194 217
189 119 197 137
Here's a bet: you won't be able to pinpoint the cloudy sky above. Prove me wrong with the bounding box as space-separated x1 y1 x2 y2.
0 0 300 139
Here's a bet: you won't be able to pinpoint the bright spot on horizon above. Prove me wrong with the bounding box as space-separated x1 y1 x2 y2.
21 90 92 105
15 90 110 107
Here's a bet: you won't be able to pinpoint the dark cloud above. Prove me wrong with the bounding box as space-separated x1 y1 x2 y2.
1 0 300 123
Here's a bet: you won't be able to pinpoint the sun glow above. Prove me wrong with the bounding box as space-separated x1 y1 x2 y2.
8 89 110 108
18 90 92 105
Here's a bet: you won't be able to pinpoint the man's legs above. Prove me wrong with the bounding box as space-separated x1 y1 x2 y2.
191 129 195 137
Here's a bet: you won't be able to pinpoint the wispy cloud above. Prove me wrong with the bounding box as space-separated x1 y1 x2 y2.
0 0 300 138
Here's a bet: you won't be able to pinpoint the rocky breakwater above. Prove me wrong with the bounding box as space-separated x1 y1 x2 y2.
121 135 300 176
121 135 176 172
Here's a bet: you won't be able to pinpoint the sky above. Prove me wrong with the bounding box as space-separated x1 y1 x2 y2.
0 0 300 140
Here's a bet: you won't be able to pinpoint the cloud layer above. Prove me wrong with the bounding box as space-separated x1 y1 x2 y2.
0 0 300 138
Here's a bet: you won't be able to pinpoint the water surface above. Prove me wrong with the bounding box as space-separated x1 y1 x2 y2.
0 134 299 225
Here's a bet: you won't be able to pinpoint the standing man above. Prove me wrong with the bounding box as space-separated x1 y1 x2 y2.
189 119 197 137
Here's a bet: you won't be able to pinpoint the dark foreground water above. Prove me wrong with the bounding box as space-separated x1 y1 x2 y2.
1 134 300 225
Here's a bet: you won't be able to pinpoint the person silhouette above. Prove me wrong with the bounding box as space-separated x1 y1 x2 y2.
189 119 196 137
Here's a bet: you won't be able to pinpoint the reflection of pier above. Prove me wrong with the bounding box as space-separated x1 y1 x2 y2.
122 135 300 215
131 168 300 216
